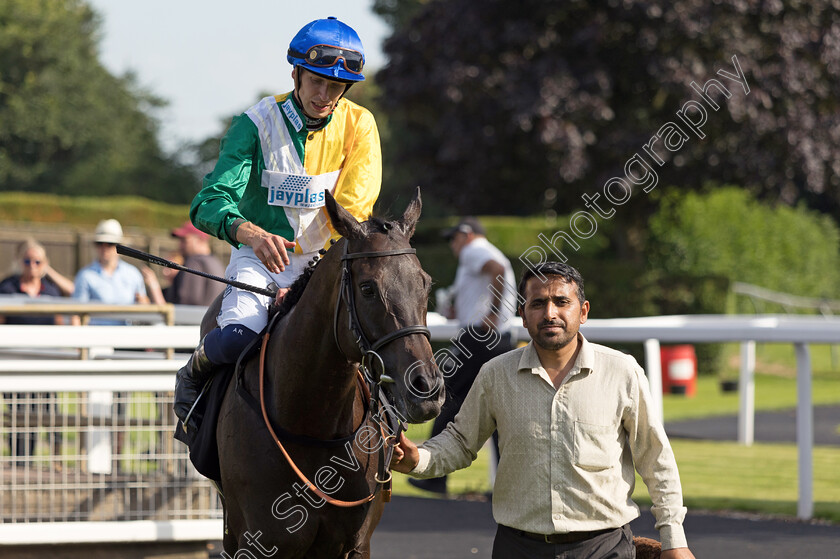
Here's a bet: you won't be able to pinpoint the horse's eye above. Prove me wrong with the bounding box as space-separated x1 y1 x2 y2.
359 282 377 298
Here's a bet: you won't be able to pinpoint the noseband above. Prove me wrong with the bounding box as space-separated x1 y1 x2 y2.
333 242 432 385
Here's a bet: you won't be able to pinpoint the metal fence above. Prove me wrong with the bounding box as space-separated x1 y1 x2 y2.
1 390 220 524
0 324 220 545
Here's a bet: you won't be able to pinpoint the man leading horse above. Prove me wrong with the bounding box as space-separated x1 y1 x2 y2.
174 16 382 434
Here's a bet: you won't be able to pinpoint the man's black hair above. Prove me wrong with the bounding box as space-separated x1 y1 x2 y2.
517 261 586 306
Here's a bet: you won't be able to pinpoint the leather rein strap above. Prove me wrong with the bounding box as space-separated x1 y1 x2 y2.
258 331 385 507
257 242 429 508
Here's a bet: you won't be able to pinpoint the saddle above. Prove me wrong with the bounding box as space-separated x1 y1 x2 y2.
173 362 237 481
174 315 269 481
174 314 402 486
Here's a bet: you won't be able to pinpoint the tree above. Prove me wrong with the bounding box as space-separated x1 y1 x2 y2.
373 0 430 34
375 0 840 226
0 0 198 203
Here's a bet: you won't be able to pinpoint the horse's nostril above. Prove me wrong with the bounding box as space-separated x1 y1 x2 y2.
409 374 437 398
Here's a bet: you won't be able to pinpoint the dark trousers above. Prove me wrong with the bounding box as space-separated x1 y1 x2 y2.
492 525 635 559
3 392 53 462
430 328 512 471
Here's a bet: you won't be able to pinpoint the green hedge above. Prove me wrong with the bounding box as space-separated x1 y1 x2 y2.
647 187 840 306
0 191 189 230
413 188 840 375
645 187 840 373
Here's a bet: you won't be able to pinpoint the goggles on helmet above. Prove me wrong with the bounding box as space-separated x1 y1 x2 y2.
289 44 364 74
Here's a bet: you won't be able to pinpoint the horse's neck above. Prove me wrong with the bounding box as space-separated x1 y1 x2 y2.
264 260 360 438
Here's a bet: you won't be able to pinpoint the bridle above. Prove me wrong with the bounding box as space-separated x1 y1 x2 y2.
256 239 434 508
333 241 432 385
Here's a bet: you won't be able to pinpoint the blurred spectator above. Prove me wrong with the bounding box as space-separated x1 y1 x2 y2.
409 217 517 495
0 238 73 461
167 221 225 306
0 238 73 325
73 219 148 324
141 250 183 305
160 250 182 301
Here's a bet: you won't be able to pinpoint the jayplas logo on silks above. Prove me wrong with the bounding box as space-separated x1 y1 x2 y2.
267 175 326 209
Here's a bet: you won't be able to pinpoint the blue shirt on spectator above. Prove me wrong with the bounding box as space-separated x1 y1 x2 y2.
73 260 147 324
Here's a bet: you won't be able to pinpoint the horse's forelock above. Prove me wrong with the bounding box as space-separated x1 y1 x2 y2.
364 216 390 234
363 216 408 241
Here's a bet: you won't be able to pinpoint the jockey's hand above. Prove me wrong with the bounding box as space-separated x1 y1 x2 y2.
274 287 290 306
390 431 420 473
236 222 296 274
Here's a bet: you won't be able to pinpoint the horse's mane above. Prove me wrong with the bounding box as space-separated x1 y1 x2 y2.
274 264 315 319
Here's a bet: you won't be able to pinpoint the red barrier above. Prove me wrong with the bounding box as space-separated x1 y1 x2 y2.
660 344 697 397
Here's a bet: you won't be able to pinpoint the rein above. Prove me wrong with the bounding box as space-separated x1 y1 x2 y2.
256 241 431 508
258 331 389 507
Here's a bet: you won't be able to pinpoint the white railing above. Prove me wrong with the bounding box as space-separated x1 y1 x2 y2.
0 313 836 548
0 325 220 545
732 281 840 315
584 314 840 520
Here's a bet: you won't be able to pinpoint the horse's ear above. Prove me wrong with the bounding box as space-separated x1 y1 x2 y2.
325 190 365 239
396 187 422 238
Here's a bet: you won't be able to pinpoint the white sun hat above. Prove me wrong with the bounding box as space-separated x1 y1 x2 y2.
93 219 124 244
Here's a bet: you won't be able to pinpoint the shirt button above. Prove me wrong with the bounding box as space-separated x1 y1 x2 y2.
553 513 561 519
308 133 315 140
553 484 561 490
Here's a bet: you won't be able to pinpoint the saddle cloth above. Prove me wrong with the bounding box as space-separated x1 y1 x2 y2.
174 366 235 481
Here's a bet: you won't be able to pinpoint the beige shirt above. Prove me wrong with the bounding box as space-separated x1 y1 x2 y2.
414 335 688 550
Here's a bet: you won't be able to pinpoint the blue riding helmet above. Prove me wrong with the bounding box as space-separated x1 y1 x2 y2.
287 17 366 83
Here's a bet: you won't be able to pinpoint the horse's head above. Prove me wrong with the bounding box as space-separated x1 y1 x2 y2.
325 187 444 423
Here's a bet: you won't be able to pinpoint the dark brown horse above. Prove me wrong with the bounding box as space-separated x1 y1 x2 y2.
211 188 444 558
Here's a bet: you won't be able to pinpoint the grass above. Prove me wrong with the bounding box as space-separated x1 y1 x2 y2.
394 425 840 524
663 372 840 421
716 341 840 381
633 440 840 524
391 421 493 499
665 343 840 421
392 343 840 523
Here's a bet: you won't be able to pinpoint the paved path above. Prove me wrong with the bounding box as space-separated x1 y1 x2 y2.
664 404 840 445
372 495 840 558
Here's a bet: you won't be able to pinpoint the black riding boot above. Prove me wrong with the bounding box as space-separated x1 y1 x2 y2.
174 337 223 433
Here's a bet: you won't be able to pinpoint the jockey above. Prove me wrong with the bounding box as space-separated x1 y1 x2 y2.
174 16 382 433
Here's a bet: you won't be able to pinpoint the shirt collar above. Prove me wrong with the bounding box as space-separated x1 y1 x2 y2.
91 260 124 275
577 333 596 372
